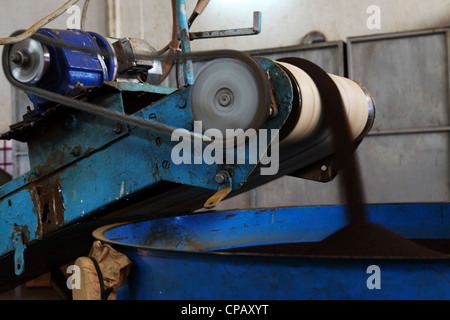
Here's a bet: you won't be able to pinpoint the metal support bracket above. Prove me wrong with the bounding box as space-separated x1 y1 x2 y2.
204 171 232 209
189 12 262 41
12 231 26 276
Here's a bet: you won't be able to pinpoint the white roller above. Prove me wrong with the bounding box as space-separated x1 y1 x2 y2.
277 62 321 146
329 74 370 141
277 62 370 145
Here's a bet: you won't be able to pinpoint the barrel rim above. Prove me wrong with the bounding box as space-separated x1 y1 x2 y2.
92 210 450 262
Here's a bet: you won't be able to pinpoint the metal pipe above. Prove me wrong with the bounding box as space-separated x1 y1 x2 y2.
368 126 450 137
189 12 262 41
158 0 210 56
176 0 195 85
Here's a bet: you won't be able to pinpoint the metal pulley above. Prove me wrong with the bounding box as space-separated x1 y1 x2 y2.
190 57 271 146
8 38 50 84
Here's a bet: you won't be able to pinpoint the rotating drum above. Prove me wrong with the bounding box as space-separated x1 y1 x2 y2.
276 61 375 146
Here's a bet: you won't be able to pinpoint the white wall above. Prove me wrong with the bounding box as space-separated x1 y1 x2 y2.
117 0 450 51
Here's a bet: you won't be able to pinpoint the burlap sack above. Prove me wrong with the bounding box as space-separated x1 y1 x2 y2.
72 241 132 300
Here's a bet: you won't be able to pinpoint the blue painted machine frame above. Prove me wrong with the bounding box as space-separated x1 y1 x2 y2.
0 67 291 276
0 14 294 278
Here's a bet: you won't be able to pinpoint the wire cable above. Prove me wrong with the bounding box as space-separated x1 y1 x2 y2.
81 0 91 31
0 0 80 45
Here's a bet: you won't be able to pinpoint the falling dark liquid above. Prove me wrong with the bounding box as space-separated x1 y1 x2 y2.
276 58 449 259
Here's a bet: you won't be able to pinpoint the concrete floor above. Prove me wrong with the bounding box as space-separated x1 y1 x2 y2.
0 285 61 300
0 274 63 300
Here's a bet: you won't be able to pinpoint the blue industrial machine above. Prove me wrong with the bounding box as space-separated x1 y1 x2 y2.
0 0 448 300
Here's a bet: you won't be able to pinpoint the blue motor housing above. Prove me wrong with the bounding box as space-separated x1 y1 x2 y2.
25 29 116 113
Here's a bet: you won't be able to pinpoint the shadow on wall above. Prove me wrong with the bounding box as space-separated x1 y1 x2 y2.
0 169 10 185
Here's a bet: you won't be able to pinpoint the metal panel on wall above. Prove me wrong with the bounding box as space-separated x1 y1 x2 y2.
248 41 346 76
348 28 450 204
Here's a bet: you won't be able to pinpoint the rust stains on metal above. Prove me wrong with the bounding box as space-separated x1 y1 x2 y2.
243 224 261 228
70 145 82 157
254 209 270 215
29 177 66 238
267 70 279 117
141 224 205 252
209 227 239 232
11 224 31 245
28 147 81 184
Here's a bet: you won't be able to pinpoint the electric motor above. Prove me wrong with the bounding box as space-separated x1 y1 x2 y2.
5 29 162 113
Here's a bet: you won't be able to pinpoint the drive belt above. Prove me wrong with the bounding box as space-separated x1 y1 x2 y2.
2 33 271 141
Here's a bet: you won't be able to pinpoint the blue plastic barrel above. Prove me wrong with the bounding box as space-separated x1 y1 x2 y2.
93 204 450 300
